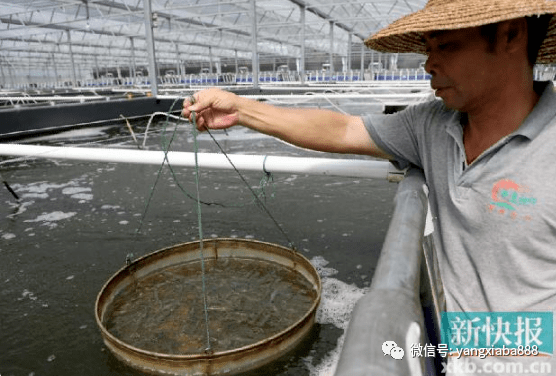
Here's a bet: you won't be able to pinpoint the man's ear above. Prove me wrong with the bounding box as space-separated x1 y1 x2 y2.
497 18 528 54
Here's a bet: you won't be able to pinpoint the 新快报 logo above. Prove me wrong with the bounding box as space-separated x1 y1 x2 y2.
441 311 553 357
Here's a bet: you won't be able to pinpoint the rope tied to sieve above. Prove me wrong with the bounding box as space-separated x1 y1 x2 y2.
187 94 297 349
190 108 213 353
258 155 275 202
131 96 213 353
202 127 295 250
134 94 299 353
185 95 294 249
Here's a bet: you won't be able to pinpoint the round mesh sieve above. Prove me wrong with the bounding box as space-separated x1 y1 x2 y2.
95 238 321 376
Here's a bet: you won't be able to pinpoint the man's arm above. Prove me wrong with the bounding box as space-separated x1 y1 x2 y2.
182 88 393 159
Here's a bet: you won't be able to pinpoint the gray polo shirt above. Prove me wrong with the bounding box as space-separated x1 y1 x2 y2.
363 82 556 373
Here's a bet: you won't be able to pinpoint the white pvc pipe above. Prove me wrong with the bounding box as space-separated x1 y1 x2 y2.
158 93 431 101
0 144 403 181
0 96 105 102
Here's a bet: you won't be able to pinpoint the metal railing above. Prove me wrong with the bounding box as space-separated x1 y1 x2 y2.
1 68 434 90
334 167 444 376
5 65 556 91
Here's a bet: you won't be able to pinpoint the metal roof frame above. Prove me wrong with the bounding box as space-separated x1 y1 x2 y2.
0 0 427 87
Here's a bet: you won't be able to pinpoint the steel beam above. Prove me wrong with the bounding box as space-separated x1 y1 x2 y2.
143 0 158 96
251 0 259 89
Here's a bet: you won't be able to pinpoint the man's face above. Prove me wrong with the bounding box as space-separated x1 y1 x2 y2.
423 27 503 112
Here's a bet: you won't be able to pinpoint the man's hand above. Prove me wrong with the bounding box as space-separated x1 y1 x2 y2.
182 88 242 131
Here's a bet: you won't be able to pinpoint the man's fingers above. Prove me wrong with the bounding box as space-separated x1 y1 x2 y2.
182 93 198 111
182 93 202 120
194 115 208 131
182 89 234 131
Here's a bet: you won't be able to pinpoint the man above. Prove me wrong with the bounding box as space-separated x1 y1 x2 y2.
183 0 556 374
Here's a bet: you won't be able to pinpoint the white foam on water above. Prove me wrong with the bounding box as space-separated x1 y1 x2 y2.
18 289 38 301
6 201 34 218
24 211 77 224
283 175 299 184
14 181 71 196
310 255 337 278
308 255 369 376
61 187 91 195
2 233 16 240
22 126 111 143
11 180 94 206
323 181 354 187
21 193 49 199
62 187 93 201
73 194 94 201
101 205 120 210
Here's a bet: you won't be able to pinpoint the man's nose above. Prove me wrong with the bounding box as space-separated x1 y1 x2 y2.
424 54 436 76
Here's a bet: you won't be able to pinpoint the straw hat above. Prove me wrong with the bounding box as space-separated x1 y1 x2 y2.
365 0 556 64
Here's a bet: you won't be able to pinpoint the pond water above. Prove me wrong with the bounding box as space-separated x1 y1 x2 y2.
0 106 398 376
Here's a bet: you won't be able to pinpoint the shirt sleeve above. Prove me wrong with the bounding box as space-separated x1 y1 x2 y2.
361 100 443 170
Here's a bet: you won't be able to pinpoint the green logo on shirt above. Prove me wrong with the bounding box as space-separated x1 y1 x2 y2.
488 179 537 220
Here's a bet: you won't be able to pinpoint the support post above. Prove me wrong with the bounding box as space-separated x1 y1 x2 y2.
360 41 365 81
77 63 83 84
66 30 77 87
130 37 137 79
94 54 100 81
175 43 180 76
143 0 159 96
251 0 259 89
0 61 4 87
4 58 15 87
235 49 239 74
347 32 352 72
128 58 133 82
209 46 213 74
370 49 374 80
329 21 334 73
52 52 59 83
300 4 306 84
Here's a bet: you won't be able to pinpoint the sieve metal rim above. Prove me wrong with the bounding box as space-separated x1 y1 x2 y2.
95 238 321 368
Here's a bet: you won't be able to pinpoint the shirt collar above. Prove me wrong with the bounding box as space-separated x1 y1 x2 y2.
513 81 556 140
446 81 556 141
